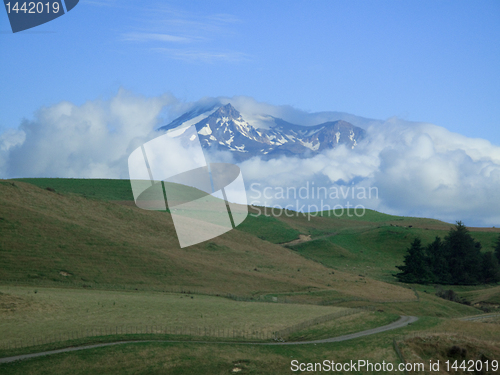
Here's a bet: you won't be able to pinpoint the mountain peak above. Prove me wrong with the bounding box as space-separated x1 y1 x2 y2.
159 103 365 161
213 103 240 119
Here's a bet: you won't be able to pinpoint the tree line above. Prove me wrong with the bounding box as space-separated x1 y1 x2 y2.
396 222 500 285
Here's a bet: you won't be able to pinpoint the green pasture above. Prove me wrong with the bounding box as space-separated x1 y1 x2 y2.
0 286 347 349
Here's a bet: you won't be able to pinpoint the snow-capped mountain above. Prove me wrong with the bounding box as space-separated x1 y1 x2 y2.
158 103 365 160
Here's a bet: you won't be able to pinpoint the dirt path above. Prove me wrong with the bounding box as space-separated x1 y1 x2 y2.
0 316 418 364
459 313 500 321
280 232 337 247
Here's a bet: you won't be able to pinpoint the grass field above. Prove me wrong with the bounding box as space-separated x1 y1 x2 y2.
455 285 500 306
235 212 301 244
0 286 351 348
0 340 401 375
0 317 443 375
286 310 399 341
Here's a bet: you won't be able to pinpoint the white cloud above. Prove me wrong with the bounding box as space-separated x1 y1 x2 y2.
2 92 499 226
152 48 250 63
119 5 247 64
122 33 193 43
240 115 500 226
203 95 377 129
0 128 26 176
0 128 25 152
3 89 176 179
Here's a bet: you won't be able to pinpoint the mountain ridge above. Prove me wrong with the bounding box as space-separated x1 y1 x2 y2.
159 103 365 160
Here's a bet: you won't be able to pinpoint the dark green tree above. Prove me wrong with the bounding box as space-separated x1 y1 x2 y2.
443 222 482 285
481 251 500 284
395 223 499 285
425 236 452 284
396 238 433 284
494 234 500 263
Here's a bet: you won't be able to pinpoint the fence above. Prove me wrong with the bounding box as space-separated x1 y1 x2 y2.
0 307 374 351
0 325 276 351
392 338 409 375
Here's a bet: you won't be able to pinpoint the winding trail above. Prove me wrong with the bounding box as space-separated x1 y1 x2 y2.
459 313 500 321
280 232 337 247
0 316 418 364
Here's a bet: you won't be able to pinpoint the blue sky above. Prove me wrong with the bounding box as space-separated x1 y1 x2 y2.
1 1 500 226
1 0 499 144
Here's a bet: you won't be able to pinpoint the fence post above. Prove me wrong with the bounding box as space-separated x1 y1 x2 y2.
393 338 408 375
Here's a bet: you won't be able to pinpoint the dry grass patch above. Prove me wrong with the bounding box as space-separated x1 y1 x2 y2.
0 342 295 375
0 333 412 375
399 335 500 375
0 286 351 347
459 285 500 306
433 319 500 343
287 310 399 341
479 315 500 324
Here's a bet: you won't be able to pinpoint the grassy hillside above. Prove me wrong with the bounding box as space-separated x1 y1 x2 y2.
284 210 500 283
2 178 499 311
12 178 135 201
0 179 415 303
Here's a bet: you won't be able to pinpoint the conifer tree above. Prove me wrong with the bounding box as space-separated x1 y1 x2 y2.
396 223 499 285
481 252 500 284
396 238 432 284
425 236 451 284
444 222 482 284
494 234 500 263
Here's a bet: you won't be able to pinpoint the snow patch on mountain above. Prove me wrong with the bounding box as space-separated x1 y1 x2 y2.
159 103 365 160
199 124 212 135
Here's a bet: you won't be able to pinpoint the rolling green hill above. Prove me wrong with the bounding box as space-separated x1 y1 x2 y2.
13 178 135 202
0 179 416 304
2 178 499 313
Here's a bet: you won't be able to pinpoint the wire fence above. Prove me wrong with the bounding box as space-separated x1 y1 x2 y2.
0 325 276 351
392 338 409 375
0 307 374 351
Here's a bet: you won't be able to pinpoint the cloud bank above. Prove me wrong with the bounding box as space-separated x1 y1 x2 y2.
1 91 499 227
1 90 175 179
239 118 500 227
